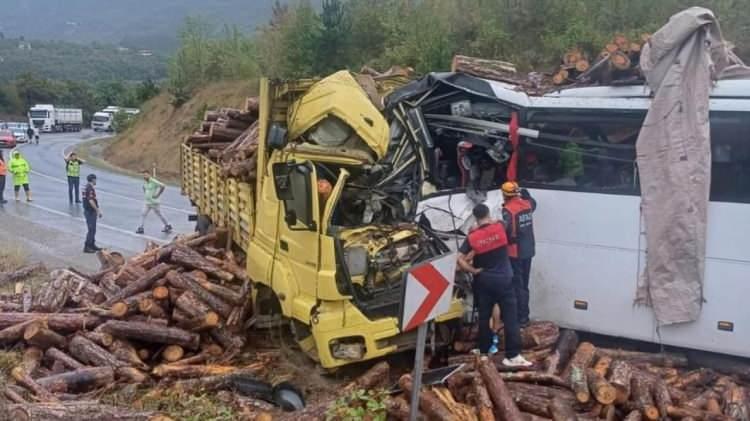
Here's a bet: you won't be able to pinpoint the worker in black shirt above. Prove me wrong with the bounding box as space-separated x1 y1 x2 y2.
82 174 102 253
458 203 532 367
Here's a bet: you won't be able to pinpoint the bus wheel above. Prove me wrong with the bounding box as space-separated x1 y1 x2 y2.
195 215 213 235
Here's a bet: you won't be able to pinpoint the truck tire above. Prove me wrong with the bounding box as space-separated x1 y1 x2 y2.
195 214 213 235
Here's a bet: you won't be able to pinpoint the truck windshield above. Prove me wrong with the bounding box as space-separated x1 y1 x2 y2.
93 115 110 122
29 110 49 118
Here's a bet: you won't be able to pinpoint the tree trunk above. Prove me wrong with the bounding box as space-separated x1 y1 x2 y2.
0 313 103 332
174 290 212 317
36 367 114 393
548 396 577 421
98 320 200 350
152 286 169 301
564 342 596 403
209 124 245 143
45 347 85 370
6 401 159 421
398 374 455 421
671 368 717 389
109 339 149 371
666 405 731 421
500 372 569 388
629 375 659 421
470 375 496 421
545 329 578 374
176 312 220 332
451 55 518 82
585 368 616 405
192 276 244 305
137 298 167 319
23 321 66 349
81 331 114 348
167 271 233 318
478 355 524 421
0 317 40 345
594 349 688 367
170 247 233 281
385 395 411 421
11 347 59 402
103 263 173 306
68 335 125 368
152 363 251 379
592 356 612 378
651 379 672 419
607 360 632 404
32 272 72 312
719 379 749 421
623 410 642 421
521 322 560 350
162 345 185 363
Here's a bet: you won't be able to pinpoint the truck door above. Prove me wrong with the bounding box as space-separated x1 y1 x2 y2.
272 161 321 319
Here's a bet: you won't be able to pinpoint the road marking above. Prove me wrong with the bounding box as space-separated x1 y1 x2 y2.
29 169 192 215
23 201 167 244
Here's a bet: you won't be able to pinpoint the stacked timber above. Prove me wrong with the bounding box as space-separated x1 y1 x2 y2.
0 231 255 410
184 98 260 183
388 325 749 421
554 33 651 86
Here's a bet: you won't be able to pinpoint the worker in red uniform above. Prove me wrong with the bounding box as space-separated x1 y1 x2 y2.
458 203 532 367
501 181 537 327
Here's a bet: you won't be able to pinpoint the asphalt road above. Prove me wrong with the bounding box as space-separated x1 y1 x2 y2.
0 131 194 271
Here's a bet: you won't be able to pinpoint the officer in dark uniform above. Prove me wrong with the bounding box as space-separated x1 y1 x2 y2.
501 181 537 326
458 203 532 367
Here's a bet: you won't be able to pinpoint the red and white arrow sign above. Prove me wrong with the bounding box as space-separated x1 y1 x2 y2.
401 253 457 332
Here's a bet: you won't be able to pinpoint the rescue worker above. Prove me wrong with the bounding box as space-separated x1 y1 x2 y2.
82 174 102 253
65 152 85 203
8 150 32 202
458 203 532 367
26 126 34 143
0 150 7 204
136 170 172 234
501 181 537 326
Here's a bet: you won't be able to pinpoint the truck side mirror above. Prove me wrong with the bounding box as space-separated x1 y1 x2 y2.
284 209 297 227
268 124 288 151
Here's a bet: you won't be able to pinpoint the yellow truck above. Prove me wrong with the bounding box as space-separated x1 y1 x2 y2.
181 71 465 368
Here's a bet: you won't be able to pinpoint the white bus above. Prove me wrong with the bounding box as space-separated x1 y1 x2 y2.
406 75 750 358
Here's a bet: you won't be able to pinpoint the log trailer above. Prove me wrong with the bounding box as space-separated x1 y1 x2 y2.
181 72 465 369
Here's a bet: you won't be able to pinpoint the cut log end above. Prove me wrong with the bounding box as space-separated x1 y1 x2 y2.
153 286 169 300
163 345 185 363
111 302 129 318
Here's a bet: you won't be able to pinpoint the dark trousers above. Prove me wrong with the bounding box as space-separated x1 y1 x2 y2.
511 257 533 324
84 209 97 248
68 176 80 202
0 175 5 201
476 273 522 357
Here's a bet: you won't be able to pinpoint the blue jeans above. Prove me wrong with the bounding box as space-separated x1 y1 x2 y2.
84 209 97 248
68 176 80 202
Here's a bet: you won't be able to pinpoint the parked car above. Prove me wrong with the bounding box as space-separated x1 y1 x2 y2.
11 129 28 143
0 130 17 148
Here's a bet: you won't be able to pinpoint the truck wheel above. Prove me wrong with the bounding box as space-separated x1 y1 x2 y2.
195 215 213 235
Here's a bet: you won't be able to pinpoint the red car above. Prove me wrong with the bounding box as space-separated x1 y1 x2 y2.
0 130 16 148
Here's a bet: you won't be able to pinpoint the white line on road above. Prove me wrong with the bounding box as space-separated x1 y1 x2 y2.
24 201 167 244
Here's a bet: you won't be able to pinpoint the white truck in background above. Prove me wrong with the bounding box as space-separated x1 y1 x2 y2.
92 106 140 132
28 104 84 132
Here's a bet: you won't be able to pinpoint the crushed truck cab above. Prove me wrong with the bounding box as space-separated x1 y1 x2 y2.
182 72 464 368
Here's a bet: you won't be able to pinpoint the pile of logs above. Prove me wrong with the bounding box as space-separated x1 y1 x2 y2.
553 33 651 86
0 231 257 417
387 323 750 421
184 97 260 183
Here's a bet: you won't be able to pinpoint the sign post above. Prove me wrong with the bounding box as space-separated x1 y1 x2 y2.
399 252 457 421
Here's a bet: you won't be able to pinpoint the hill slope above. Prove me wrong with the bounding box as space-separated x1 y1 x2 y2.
103 81 257 182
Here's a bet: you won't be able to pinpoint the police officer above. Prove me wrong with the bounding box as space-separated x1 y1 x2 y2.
501 181 537 326
65 152 85 203
458 203 532 367
82 174 102 253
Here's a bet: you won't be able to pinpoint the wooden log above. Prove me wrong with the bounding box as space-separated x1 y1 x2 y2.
167 271 233 318
565 342 596 403
109 339 149 371
671 368 717 389
11 347 59 401
385 395 411 421
398 374 454 421
719 379 749 421
162 345 185 363
586 368 616 405
36 367 114 393
81 330 114 348
98 320 200 350
204 111 220 122
32 272 72 312
706 398 722 414
68 335 125 368
500 372 569 389
575 59 590 73
152 286 169 301
152 363 257 379
138 298 167 319
652 379 672 419
103 263 173 306
597 348 690 366
0 317 40 345
563 50 582 66
548 396 577 421
170 247 233 281
666 405 732 421
630 375 659 420
608 360 632 404
685 389 719 409
116 366 149 384
0 263 45 288
23 321 66 349
174 289 213 316
610 51 631 70
478 355 524 421
553 69 569 85
471 375 496 421
45 347 85 370
191 276 244 305
0 313 103 332
4 384 28 403
209 124 245 143
592 356 612 378
176 312 220 332
451 55 517 82
6 401 160 420
623 410 642 421
521 322 560 350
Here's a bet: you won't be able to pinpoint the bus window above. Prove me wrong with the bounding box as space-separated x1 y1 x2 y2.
710 112 750 203
520 110 643 195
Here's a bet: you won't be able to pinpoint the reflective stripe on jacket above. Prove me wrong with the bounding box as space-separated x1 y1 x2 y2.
502 197 535 259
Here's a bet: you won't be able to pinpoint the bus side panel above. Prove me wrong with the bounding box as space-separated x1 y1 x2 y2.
657 201 750 357
528 189 658 342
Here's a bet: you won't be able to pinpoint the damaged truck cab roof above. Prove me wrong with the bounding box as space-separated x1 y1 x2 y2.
287 70 390 160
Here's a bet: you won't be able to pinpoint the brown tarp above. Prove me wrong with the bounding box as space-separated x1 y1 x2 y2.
635 7 750 325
